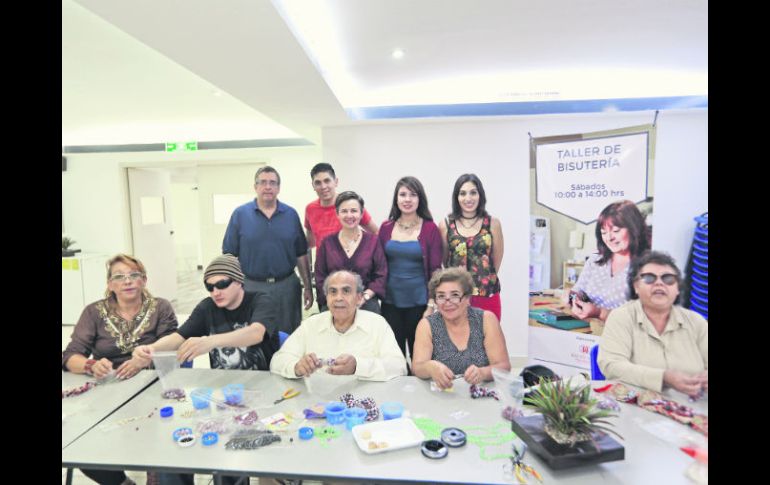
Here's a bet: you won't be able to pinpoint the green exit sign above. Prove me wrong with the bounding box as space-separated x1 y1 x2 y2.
165 141 198 152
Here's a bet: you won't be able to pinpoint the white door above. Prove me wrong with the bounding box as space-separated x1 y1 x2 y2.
128 168 178 302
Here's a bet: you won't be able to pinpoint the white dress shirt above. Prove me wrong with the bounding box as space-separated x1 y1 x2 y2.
270 309 407 381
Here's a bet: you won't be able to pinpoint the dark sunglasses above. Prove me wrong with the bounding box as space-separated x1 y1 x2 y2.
205 278 235 292
638 273 677 285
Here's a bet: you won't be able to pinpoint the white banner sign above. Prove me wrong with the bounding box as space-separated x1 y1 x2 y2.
535 132 649 224
528 326 599 376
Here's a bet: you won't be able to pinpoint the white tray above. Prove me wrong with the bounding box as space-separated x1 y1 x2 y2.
351 418 425 454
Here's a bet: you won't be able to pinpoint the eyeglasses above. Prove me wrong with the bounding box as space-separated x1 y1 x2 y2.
109 272 144 282
638 273 677 285
205 278 235 292
435 294 465 305
257 179 279 187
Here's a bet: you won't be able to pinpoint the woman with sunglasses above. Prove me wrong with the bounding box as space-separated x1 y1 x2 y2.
598 251 708 398
569 199 650 322
411 267 510 389
62 254 178 485
62 253 178 380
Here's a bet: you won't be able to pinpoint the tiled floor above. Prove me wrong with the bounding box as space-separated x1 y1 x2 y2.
173 269 210 315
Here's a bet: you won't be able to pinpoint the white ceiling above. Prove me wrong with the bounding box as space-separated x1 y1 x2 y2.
62 0 707 147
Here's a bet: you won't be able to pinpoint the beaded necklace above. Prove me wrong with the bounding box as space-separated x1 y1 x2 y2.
340 228 362 254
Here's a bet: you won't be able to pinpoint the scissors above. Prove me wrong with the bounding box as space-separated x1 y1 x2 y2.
509 439 543 484
274 388 300 404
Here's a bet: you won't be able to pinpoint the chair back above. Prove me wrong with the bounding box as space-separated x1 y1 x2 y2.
590 344 605 380
279 331 289 348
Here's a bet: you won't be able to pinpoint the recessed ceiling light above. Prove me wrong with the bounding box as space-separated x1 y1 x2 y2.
391 48 405 60
211 90 223 97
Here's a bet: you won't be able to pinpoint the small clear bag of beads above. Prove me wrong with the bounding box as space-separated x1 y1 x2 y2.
304 357 356 398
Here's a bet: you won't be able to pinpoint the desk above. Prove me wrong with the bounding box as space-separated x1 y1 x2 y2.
529 295 604 335
62 370 158 449
62 369 707 485
528 295 602 376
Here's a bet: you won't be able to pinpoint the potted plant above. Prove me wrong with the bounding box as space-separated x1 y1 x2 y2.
526 377 622 447
62 236 80 257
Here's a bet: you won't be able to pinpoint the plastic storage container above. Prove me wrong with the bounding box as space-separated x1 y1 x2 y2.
222 384 244 405
344 407 367 430
152 351 181 392
325 402 347 425
380 402 404 420
190 387 213 410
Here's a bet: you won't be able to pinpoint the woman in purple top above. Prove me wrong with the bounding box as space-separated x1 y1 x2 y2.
379 176 443 359
315 191 387 313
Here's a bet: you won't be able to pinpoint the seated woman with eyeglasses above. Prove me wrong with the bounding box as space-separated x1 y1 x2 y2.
411 267 511 389
62 254 178 485
598 250 708 398
62 253 179 380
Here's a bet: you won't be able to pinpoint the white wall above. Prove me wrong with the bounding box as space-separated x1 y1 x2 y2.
62 146 321 272
322 109 708 359
196 146 321 266
62 153 133 254
650 111 709 264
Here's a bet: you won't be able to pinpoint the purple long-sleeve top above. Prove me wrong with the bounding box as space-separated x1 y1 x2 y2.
315 231 388 308
378 219 443 287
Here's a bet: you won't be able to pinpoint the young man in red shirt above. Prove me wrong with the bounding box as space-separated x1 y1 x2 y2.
304 162 379 250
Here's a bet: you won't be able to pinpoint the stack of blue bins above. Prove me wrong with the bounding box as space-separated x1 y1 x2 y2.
689 213 708 319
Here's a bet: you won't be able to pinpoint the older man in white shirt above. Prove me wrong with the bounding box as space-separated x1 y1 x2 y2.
270 270 406 380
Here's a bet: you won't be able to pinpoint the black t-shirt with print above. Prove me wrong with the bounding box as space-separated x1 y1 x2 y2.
178 291 278 370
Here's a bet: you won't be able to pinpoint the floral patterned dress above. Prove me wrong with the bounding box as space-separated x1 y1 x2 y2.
446 215 501 296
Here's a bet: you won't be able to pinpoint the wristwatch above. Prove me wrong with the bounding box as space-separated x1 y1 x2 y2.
364 292 372 301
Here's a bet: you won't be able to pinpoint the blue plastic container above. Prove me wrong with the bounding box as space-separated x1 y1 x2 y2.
381 402 404 420
690 300 708 317
325 402 347 425
344 407 367 430
691 274 708 287
222 384 244 405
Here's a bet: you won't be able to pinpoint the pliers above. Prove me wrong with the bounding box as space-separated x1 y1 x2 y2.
510 438 543 484
273 388 300 404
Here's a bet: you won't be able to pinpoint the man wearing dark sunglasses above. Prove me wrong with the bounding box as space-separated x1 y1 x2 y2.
598 251 708 399
133 254 277 372
133 257 274 485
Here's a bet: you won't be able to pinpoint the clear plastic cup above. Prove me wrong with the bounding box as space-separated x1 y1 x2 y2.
492 368 525 411
152 351 181 393
190 388 213 410
222 384 244 405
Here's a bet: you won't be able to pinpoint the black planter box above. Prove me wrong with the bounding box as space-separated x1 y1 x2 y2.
511 414 624 470
62 249 81 257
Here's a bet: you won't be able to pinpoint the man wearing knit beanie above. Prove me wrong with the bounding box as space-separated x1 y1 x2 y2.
134 254 278 371
133 254 279 483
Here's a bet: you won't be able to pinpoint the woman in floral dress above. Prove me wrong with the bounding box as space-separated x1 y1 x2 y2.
439 174 504 321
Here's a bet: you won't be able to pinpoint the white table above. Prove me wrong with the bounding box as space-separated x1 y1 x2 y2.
61 370 708 484
62 370 158 449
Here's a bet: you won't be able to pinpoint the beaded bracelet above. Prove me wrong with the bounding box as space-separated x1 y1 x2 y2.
84 359 97 376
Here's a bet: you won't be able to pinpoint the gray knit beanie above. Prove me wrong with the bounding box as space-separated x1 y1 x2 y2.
204 254 244 284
